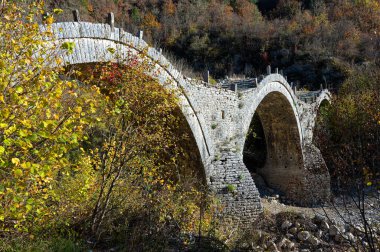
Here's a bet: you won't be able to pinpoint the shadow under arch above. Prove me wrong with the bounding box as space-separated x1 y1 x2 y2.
66 62 206 186
243 91 304 197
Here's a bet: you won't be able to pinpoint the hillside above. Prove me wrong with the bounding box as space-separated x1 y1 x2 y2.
46 0 380 90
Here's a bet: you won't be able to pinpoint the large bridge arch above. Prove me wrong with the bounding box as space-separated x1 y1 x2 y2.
48 22 214 179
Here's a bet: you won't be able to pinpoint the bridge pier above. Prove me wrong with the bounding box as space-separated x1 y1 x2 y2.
208 151 262 225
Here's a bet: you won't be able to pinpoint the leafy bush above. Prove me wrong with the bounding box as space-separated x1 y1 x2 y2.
0 2 100 235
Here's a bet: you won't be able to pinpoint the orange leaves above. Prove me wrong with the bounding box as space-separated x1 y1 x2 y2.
142 12 161 30
164 0 176 16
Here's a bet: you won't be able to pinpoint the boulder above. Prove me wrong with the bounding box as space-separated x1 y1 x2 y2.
320 221 330 231
314 214 326 223
329 225 340 236
315 230 323 238
308 235 320 246
281 220 293 230
277 237 295 250
346 232 356 242
267 241 279 252
298 231 311 241
289 227 298 234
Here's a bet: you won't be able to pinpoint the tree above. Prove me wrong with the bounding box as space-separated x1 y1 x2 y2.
315 67 380 251
0 2 100 235
66 52 215 247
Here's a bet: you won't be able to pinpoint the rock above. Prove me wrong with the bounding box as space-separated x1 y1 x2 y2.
346 232 355 242
278 238 291 249
321 221 330 231
280 238 295 249
298 231 311 241
288 242 295 249
286 233 294 239
240 242 249 249
363 241 369 248
349 225 356 234
315 230 323 238
281 220 293 230
329 225 340 236
309 223 318 231
334 234 343 243
352 224 364 235
314 214 326 223
308 235 320 246
289 227 298 234
295 222 301 228
267 241 279 252
344 224 351 232
298 213 306 219
334 231 350 243
256 230 263 240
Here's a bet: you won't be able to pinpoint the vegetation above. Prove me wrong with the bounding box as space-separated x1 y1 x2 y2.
46 0 380 89
314 67 380 251
1 0 379 251
0 2 221 251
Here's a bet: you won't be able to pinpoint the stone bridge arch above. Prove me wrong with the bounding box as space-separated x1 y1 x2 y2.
238 77 305 203
48 22 215 180
235 75 331 205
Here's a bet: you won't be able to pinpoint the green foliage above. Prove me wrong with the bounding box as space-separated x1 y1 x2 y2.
0 2 100 235
60 42 75 54
0 236 84 252
315 67 380 187
46 0 380 88
226 184 236 193
0 2 225 250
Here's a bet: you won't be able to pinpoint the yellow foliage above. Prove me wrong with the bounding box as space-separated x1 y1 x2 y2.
0 2 101 235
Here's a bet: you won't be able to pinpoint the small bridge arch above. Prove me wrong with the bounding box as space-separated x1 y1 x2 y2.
239 76 307 201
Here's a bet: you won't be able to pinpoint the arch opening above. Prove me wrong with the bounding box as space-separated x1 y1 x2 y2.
243 113 267 172
243 91 304 198
313 99 331 144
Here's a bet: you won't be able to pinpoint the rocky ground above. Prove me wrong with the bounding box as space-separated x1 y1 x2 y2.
235 174 380 251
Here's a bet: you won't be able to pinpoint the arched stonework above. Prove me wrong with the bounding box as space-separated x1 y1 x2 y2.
236 76 330 205
47 22 331 225
48 22 214 173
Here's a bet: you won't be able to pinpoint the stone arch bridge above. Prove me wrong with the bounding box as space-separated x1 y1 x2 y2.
47 21 332 225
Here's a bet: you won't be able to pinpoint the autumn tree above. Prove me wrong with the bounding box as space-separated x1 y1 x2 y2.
315 67 380 251
0 2 101 235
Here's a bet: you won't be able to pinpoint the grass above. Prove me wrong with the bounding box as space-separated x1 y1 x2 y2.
0 237 85 252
